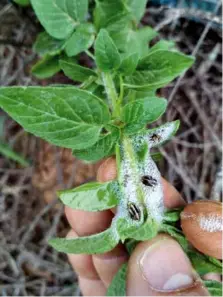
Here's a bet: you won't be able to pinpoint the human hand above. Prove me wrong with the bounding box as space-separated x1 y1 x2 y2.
65 157 221 296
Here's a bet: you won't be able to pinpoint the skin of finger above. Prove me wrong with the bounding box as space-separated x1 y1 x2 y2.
66 229 100 280
126 234 209 296
93 244 129 288
78 277 107 296
65 206 113 236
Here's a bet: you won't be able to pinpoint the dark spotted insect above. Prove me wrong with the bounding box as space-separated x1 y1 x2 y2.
141 175 158 187
127 202 141 221
150 133 162 142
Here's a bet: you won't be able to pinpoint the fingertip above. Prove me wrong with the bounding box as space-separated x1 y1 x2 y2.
97 157 117 182
78 277 107 296
93 244 128 287
162 178 186 208
66 230 99 281
65 206 113 236
126 234 209 296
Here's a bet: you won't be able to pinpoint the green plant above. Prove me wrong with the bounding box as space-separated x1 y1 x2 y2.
0 1 222 295
29 0 159 79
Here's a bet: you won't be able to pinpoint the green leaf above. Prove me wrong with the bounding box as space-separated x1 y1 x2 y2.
187 251 222 276
60 59 97 82
147 120 180 148
104 12 131 34
65 23 95 57
125 239 139 254
94 0 127 30
0 87 110 150
73 125 120 162
33 32 65 57
0 142 30 167
58 181 119 211
49 226 119 254
139 49 194 70
161 224 189 251
122 97 167 132
116 217 143 241
104 13 131 51
133 90 157 99
126 0 147 23
13 0 30 6
95 29 121 72
203 280 222 296
131 219 158 241
149 40 175 53
106 263 127 296
30 0 88 39
163 208 183 223
31 55 60 79
119 53 139 75
116 217 158 241
123 27 158 58
125 50 195 90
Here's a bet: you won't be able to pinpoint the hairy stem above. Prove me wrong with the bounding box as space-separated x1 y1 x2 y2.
102 73 120 117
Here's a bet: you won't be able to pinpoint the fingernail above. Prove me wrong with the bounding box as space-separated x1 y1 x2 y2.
139 239 197 292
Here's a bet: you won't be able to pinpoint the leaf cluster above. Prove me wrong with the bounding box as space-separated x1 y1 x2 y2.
29 0 193 80
0 0 194 160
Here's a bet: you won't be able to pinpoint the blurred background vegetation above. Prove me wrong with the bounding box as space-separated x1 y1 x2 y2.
0 0 222 295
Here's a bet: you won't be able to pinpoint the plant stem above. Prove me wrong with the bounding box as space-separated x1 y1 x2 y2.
80 76 96 89
118 135 145 205
102 73 120 117
85 50 95 60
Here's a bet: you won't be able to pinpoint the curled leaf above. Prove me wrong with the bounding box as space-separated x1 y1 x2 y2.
49 227 119 254
58 181 120 211
147 120 180 148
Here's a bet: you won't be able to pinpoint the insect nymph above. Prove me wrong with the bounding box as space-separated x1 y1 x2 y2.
127 202 141 221
141 175 158 187
150 133 162 143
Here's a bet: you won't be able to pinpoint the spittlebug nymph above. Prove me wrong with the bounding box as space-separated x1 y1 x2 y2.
127 202 141 221
150 133 162 142
141 175 158 187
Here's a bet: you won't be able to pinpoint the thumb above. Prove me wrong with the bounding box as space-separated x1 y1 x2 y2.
126 234 209 296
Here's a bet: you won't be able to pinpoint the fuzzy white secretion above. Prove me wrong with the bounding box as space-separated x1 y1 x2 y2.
198 214 223 232
140 149 165 223
133 134 165 223
114 142 144 229
148 121 179 148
